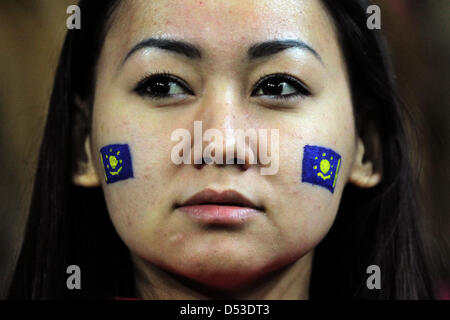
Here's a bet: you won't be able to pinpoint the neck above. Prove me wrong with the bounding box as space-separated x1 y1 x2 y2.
132 251 313 300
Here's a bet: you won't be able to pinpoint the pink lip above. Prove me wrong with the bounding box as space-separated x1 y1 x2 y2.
176 189 264 225
178 205 260 224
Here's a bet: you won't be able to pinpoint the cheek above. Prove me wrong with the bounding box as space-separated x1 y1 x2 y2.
91 102 174 244
270 142 339 253
269 105 355 250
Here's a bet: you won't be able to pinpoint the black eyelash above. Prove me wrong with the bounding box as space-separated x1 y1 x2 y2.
133 72 194 99
251 73 311 99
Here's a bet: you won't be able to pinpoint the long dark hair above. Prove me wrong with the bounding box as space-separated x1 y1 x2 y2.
8 0 436 299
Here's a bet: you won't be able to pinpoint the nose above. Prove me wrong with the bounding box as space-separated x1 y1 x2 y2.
192 122 254 171
191 82 256 171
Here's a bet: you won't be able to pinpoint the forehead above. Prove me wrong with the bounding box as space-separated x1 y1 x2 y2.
106 0 338 61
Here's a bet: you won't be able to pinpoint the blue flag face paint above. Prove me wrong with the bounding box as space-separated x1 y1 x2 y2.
302 145 341 193
100 144 134 184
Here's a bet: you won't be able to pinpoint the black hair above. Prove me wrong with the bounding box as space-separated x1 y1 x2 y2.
311 0 436 299
8 0 436 299
8 0 133 299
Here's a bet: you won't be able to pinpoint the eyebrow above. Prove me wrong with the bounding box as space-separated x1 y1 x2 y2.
123 38 202 63
248 40 323 64
122 38 323 66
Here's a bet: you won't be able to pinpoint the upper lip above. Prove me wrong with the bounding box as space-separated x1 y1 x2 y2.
177 189 264 211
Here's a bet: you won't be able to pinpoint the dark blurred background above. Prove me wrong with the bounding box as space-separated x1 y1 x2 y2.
0 0 448 299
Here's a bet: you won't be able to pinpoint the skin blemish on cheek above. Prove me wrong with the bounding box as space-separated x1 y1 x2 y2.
100 144 134 184
301 145 341 193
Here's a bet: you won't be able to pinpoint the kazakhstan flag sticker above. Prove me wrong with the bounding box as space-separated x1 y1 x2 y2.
302 145 341 193
100 144 134 184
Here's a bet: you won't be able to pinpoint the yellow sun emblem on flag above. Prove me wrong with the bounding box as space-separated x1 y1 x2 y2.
302 145 341 193
313 153 339 181
105 149 123 175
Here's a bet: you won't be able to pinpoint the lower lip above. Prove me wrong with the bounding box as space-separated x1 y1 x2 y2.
177 205 261 224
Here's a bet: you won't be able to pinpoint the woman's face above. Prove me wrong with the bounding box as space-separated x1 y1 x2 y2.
89 0 358 290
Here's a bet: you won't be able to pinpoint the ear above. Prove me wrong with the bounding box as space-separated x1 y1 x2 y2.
349 137 382 188
71 95 101 187
73 136 102 187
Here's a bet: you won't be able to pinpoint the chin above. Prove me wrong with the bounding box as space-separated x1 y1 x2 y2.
174 265 271 293
165 249 287 292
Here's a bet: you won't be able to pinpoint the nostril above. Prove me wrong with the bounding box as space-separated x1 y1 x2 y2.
194 157 250 171
193 156 213 169
193 156 251 170
234 157 251 171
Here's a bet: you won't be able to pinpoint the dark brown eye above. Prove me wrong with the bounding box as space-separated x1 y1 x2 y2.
134 73 193 98
252 74 310 99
